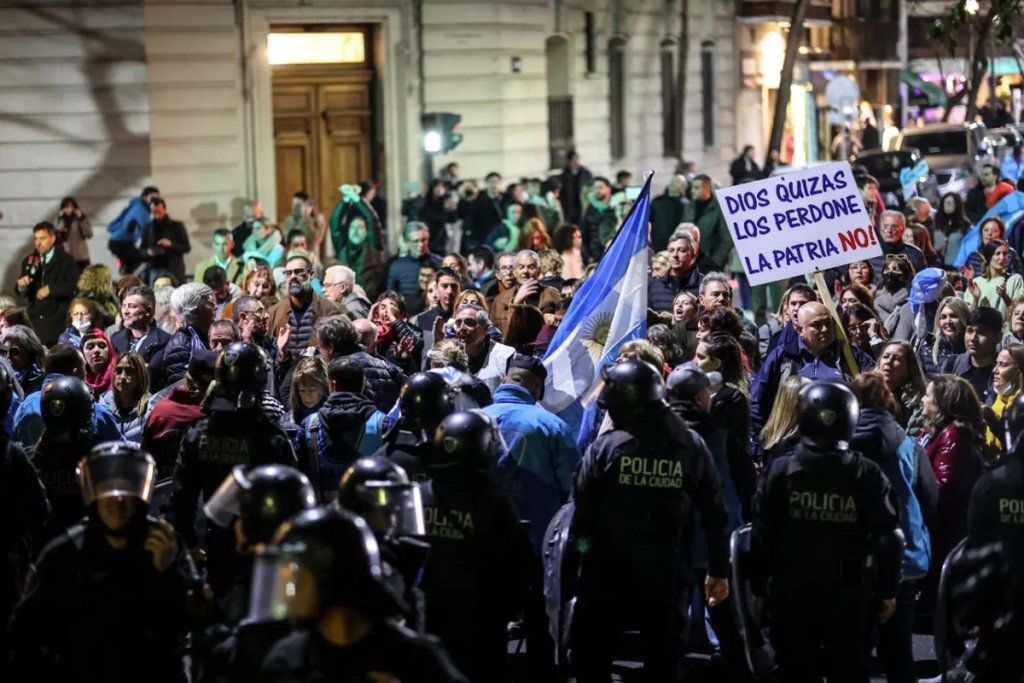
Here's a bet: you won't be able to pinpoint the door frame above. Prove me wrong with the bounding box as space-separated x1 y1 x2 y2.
245 2 414 240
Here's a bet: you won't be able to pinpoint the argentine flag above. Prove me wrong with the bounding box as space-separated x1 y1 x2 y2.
954 191 1024 267
541 174 653 446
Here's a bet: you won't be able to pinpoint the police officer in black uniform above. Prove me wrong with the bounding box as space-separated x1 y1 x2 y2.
255 507 469 683
337 456 430 630
568 359 730 683
199 464 317 683
9 443 197 683
962 391 1024 682
0 362 49 652
170 341 297 595
750 381 903 683
420 410 532 683
373 371 455 482
30 375 95 550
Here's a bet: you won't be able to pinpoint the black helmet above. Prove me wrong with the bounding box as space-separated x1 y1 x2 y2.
1004 391 1024 457
338 457 425 537
78 442 157 506
666 363 711 402
797 381 859 451
598 360 666 427
393 373 455 445
207 342 269 412
204 465 317 545
433 410 503 472
0 361 14 417
246 507 405 622
41 376 93 438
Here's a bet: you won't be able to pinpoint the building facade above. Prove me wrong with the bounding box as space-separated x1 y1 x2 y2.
0 0 745 286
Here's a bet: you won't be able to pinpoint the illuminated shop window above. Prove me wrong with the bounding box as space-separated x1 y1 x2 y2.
267 32 365 65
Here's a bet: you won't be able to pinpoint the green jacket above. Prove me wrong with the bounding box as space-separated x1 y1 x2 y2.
682 198 730 267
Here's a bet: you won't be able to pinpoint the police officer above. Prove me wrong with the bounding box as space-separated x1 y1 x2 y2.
170 341 297 595
255 507 469 683
569 360 730 683
420 411 532 682
338 456 430 630
374 371 455 481
30 375 95 550
199 464 316 683
962 391 1024 681
750 381 903 683
9 443 197 682
0 361 48 651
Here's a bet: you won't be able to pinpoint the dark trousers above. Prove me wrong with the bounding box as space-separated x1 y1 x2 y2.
524 557 558 681
572 561 690 683
108 240 142 274
770 590 872 683
876 579 918 683
689 569 756 681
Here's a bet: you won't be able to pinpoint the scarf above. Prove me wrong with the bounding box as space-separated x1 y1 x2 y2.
82 329 117 398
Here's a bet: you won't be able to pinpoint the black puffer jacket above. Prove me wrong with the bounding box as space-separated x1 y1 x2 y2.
347 350 408 412
157 327 207 389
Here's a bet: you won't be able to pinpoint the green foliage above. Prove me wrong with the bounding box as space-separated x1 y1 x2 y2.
927 0 1024 53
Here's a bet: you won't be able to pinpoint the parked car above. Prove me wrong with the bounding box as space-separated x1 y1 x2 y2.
850 148 941 210
892 122 1004 198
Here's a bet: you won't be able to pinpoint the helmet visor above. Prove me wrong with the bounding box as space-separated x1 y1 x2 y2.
78 454 156 506
245 548 321 623
356 482 426 537
203 466 248 529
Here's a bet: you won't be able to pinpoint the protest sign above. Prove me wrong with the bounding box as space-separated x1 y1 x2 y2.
716 161 881 287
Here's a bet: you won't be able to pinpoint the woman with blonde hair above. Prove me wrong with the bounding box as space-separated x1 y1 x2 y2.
289 356 329 425
759 376 810 466
615 339 666 374
519 217 551 251
917 296 969 376
76 263 118 326
99 352 151 442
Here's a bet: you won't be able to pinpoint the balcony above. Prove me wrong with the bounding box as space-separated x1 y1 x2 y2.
828 18 900 66
738 0 833 25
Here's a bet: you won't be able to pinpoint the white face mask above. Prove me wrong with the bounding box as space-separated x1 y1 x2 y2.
72 319 91 333
994 381 1018 397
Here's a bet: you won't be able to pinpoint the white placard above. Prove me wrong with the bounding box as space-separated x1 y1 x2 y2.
716 161 882 287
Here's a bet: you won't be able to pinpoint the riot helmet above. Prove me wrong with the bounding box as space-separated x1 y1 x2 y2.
797 381 859 451
598 359 666 427
77 442 157 538
41 376 93 440
337 457 425 537
432 410 504 472
0 361 14 417
246 507 405 623
390 373 455 446
1004 391 1024 458
205 465 317 546
206 341 269 412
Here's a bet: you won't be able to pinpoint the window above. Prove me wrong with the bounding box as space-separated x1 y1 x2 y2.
546 35 574 169
584 12 596 74
661 40 679 155
701 41 715 147
609 37 626 159
267 32 366 65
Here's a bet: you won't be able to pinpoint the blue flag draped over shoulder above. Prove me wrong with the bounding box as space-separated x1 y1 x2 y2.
954 191 1024 267
541 174 653 447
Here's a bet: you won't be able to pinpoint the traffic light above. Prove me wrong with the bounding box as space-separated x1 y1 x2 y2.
421 112 463 155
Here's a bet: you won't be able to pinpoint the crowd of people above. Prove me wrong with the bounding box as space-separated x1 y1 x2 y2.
0 145 1021 683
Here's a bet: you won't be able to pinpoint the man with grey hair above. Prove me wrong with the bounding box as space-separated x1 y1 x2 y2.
352 317 378 355
157 282 216 388
698 271 759 337
110 285 171 383
870 209 925 275
453 303 515 392
322 265 370 318
675 222 723 274
648 229 701 312
489 249 561 338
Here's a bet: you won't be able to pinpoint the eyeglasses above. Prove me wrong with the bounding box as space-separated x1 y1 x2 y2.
0 347 21 357
497 265 515 271
283 268 311 278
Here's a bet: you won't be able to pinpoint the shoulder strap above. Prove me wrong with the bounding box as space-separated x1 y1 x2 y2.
306 414 321 490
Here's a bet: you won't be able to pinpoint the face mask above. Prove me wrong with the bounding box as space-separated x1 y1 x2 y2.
994 381 1018 397
72 320 92 333
882 272 905 292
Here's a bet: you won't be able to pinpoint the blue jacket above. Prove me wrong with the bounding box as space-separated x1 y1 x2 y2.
752 337 874 438
12 373 125 447
484 383 582 553
106 196 150 243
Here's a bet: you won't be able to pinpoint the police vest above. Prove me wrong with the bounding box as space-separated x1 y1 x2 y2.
304 412 384 501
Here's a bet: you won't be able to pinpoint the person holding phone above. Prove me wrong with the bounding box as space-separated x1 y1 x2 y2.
56 196 93 269
489 250 560 339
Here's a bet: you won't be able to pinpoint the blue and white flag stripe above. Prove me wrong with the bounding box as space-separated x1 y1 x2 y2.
541 173 653 443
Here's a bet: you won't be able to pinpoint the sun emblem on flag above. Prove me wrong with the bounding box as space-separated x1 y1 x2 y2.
580 312 613 361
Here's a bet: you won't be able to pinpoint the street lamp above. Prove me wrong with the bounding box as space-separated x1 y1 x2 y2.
965 0 979 15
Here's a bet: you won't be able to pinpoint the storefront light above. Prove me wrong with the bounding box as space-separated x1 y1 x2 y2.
761 31 786 89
